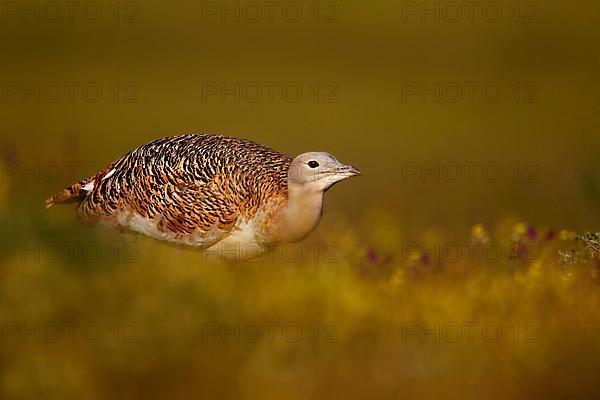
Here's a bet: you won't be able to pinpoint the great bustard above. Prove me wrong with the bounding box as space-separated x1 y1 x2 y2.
46 134 360 252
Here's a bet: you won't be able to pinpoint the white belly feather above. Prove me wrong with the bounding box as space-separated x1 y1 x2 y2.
106 209 265 255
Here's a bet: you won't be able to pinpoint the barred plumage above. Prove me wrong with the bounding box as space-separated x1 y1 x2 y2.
47 133 360 251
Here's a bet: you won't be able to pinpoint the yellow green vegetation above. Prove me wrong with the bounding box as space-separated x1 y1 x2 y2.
1 203 598 399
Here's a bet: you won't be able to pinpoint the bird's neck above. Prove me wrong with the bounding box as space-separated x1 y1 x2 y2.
272 183 324 243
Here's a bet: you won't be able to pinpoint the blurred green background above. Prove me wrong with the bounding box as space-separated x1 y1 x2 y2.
1 0 599 399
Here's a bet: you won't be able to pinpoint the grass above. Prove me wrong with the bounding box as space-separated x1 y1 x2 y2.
1 1 600 395
1 199 599 399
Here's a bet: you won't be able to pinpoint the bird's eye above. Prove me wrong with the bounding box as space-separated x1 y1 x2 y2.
308 161 319 168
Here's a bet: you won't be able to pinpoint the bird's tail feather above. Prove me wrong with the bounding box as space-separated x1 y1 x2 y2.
45 179 92 209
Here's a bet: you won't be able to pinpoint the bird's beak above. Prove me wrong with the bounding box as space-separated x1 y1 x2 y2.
337 164 361 177
319 163 361 188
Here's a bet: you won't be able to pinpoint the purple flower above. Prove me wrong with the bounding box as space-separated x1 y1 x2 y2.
526 226 537 240
367 249 378 264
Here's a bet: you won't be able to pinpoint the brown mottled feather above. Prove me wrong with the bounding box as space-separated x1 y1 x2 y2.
48 134 292 246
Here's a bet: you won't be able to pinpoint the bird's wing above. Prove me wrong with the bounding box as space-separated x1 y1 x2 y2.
79 139 246 248
132 169 242 244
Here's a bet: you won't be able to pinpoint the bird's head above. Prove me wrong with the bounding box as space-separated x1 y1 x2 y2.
288 152 361 192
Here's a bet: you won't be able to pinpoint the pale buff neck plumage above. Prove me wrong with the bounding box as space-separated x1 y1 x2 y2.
269 183 325 244
262 151 360 246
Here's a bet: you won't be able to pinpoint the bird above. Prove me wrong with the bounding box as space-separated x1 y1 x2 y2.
46 134 360 254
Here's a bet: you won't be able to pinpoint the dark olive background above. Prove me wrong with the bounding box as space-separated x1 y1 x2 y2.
2 0 599 230
0 1 599 399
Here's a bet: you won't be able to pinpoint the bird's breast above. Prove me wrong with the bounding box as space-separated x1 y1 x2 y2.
263 190 324 244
